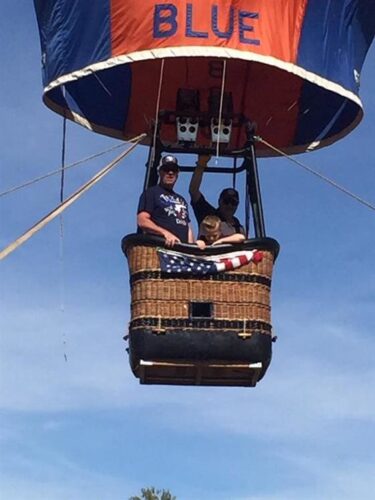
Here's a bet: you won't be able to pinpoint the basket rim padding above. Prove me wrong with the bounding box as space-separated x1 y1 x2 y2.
121 233 280 259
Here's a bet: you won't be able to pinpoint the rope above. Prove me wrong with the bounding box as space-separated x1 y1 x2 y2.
59 113 68 362
151 59 165 164
0 133 146 261
256 136 375 212
60 115 67 204
216 59 227 161
0 143 126 198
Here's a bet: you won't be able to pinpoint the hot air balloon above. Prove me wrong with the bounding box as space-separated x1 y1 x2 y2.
33 0 375 386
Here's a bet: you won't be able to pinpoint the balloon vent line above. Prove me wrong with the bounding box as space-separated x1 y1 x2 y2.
0 143 127 198
59 220 67 363
255 136 375 212
0 133 146 261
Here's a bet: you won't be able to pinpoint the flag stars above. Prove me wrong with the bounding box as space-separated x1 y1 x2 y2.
157 249 257 275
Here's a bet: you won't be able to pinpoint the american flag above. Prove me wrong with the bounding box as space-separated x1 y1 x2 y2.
158 248 263 275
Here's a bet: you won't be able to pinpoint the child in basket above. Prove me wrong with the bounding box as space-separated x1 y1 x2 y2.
196 215 245 250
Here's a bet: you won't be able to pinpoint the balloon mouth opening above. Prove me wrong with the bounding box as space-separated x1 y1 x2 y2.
43 54 364 157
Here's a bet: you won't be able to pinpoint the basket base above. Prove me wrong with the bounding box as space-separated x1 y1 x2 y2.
127 329 272 386
137 359 263 387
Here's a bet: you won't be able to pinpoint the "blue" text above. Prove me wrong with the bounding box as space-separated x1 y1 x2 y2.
153 3 260 45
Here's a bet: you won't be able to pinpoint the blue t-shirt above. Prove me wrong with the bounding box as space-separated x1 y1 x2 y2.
137 185 190 242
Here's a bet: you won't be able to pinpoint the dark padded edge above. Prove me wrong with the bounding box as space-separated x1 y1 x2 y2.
130 270 272 286
128 329 272 368
130 317 271 331
121 233 280 259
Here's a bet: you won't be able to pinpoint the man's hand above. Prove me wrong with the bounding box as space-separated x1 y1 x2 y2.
197 154 211 168
162 230 181 248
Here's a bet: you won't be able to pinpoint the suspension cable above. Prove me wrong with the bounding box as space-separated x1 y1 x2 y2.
0 143 126 198
151 59 165 163
255 136 375 212
216 59 227 161
0 133 146 261
144 58 165 189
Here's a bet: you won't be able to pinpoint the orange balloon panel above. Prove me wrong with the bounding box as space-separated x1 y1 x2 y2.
126 58 303 150
111 0 304 62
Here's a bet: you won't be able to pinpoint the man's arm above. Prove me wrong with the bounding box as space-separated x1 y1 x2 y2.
137 211 180 247
188 224 194 244
189 155 210 202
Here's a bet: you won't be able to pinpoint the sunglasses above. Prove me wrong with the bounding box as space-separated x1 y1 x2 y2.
222 197 239 206
160 166 179 173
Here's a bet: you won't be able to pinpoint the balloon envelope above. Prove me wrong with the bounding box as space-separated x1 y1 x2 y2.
34 0 375 156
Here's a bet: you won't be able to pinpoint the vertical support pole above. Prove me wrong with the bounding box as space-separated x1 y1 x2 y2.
245 138 266 238
232 156 237 189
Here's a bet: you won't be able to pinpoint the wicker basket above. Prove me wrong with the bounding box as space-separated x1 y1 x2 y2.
122 234 279 385
127 242 275 333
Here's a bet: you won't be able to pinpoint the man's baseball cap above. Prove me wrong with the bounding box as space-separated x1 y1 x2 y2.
159 155 179 171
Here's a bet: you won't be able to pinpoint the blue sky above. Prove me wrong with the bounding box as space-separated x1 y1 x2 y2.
1 2 374 499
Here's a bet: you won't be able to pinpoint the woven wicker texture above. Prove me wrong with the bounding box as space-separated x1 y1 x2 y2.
131 280 269 304
131 301 270 323
127 246 274 277
126 245 275 332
